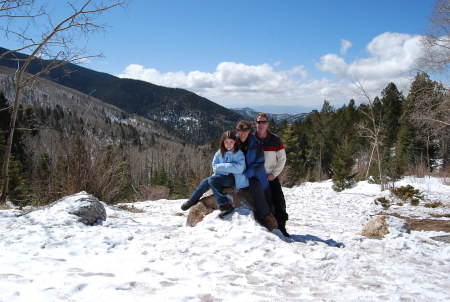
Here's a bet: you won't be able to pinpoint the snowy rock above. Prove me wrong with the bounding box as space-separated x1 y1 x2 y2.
360 215 410 238
186 187 254 227
53 191 106 225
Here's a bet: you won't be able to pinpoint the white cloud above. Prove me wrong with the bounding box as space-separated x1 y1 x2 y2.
317 32 423 100
340 39 352 55
117 32 424 112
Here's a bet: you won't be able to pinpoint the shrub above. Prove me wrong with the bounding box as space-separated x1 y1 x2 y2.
375 197 391 209
390 185 423 204
424 201 443 208
410 198 420 206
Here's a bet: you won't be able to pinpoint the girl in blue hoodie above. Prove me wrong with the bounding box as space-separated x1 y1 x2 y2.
181 130 248 218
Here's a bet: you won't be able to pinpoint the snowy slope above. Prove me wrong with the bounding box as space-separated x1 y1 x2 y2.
0 177 449 301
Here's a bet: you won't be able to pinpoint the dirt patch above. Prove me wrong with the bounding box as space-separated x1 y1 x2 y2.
379 212 450 232
0 204 13 210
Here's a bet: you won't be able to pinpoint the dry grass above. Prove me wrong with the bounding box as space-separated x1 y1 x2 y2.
379 212 450 232
0 203 13 210
116 204 146 213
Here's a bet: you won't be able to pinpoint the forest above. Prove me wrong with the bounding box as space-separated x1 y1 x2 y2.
272 73 449 191
1 71 448 207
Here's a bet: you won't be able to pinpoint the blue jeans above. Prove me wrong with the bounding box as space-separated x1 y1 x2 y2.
188 174 235 207
249 177 273 220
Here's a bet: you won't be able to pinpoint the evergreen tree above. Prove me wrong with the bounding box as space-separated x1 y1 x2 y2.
172 173 188 198
281 123 306 186
331 136 356 192
380 83 403 149
303 101 335 180
33 152 55 205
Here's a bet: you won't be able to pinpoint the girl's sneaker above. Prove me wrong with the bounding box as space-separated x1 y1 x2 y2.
218 203 234 219
181 201 194 211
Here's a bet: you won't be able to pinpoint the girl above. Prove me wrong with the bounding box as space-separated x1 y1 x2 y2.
181 130 248 218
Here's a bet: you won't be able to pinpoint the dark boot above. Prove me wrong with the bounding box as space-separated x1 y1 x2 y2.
262 215 278 232
278 220 290 237
181 200 194 211
218 203 234 219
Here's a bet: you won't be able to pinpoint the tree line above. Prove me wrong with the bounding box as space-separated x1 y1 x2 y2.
1 71 448 206
273 72 449 191
0 87 213 206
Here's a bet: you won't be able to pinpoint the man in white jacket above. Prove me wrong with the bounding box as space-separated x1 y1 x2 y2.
255 113 290 237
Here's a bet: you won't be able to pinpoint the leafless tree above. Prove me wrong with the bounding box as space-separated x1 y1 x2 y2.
418 0 450 75
354 81 386 191
1 0 126 203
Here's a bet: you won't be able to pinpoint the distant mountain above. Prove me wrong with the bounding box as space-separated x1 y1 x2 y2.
230 107 308 124
0 47 243 144
0 65 177 144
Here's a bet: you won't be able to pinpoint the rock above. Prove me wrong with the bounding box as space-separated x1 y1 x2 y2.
361 215 410 238
186 187 254 227
57 191 106 225
430 235 450 243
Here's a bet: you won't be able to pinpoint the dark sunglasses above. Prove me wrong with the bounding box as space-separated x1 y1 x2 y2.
256 120 268 124
237 127 250 132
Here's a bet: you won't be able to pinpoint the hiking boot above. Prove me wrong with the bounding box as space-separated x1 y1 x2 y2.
263 215 278 232
278 221 290 237
218 203 234 219
181 200 194 211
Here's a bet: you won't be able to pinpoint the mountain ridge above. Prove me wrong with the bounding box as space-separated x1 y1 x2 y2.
230 107 308 124
0 47 243 143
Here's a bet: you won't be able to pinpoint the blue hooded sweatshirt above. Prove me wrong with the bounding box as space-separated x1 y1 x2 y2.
212 149 249 189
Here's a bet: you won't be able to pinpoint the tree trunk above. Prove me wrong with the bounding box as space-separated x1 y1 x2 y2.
1 81 22 203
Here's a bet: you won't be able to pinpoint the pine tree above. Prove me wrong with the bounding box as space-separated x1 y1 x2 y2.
172 173 188 198
380 83 403 149
281 123 306 186
331 136 356 191
33 152 55 205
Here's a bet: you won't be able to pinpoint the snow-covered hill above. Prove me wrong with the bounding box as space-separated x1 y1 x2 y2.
230 107 308 124
0 177 449 301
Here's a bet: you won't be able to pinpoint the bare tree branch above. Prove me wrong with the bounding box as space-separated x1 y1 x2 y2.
353 81 386 190
1 0 127 203
418 0 450 74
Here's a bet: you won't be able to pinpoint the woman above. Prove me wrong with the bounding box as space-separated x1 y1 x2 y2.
180 130 248 218
236 121 278 231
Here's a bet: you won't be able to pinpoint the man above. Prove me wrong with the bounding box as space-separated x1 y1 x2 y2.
255 113 290 237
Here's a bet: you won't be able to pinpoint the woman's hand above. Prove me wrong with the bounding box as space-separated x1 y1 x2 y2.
267 174 276 181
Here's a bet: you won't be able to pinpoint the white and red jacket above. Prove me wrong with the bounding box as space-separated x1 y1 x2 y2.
256 131 286 178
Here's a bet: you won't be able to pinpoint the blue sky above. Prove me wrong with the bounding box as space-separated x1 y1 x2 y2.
3 0 437 113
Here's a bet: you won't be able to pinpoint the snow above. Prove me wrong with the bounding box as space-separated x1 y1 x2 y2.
0 177 449 301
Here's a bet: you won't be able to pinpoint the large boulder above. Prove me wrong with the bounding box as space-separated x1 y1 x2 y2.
186 187 254 227
361 215 410 238
52 191 106 225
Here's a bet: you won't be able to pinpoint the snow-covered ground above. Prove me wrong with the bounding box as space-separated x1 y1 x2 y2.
0 177 449 301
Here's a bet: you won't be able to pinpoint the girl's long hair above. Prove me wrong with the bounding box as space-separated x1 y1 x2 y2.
219 130 239 157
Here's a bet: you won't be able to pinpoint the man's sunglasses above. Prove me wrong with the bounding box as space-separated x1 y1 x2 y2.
256 121 268 124
237 127 250 132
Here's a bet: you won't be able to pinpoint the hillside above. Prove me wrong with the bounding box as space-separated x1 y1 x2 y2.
0 47 243 143
0 65 214 203
231 107 308 124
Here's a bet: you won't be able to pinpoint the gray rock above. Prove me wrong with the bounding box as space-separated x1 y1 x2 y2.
49 192 106 225
186 187 254 227
430 235 450 243
69 193 106 225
